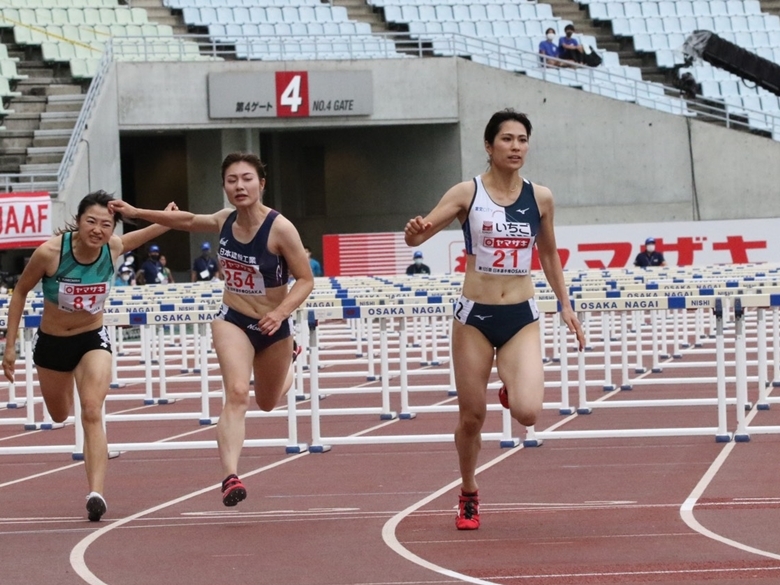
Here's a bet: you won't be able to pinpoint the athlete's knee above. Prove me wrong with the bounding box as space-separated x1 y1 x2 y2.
511 404 539 427
80 401 104 426
224 383 251 407
49 408 69 424
458 409 486 435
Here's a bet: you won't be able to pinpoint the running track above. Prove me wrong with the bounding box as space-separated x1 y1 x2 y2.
3 338 780 585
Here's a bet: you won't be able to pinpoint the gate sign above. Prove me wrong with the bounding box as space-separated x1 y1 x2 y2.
0 191 51 249
208 70 372 118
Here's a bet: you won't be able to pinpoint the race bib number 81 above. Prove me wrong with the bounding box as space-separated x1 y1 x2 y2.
58 282 110 314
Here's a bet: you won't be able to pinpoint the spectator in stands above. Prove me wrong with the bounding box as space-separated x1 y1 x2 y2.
404 109 584 531
160 255 174 283
634 237 667 267
305 246 323 277
108 152 314 509
406 251 431 275
140 243 165 285
538 27 564 67
114 263 136 287
1 192 175 522
191 241 221 282
559 24 584 64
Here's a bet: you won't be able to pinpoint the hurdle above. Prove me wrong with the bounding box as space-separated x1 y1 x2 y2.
732 295 780 441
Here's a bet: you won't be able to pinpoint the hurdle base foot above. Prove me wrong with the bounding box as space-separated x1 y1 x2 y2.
734 434 751 443
285 443 309 454
757 403 770 411
584 346 593 351
366 376 378 382
542 357 551 363
429 361 441 366
558 407 575 415
620 384 633 390
309 445 332 453
40 423 63 430
772 381 780 387
157 398 176 405
745 402 753 411
199 419 214 426
180 369 189 374
660 354 671 359
634 368 646 374
295 393 311 401
6 401 23 409
23 424 38 431
109 383 120 389
602 385 615 392
551 358 561 363
447 389 457 396
522 438 543 447
576 407 592 414
693 343 703 348
500 438 520 448
673 354 683 359
72 453 84 461
193 369 201 374
399 412 417 419
379 412 398 421
715 434 732 443
681 344 690 349
651 368 663 373
143 399 155 405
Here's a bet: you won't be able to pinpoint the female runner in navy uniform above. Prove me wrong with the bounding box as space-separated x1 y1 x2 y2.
109 152 314 507
2 191 176 521
404 110 585 530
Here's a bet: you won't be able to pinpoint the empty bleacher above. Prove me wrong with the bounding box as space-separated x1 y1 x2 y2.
579 0 780 138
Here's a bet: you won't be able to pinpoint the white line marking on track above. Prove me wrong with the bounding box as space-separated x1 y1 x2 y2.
482 566 780 580
69 452 310 585
680 404 780 561
381 411 580 585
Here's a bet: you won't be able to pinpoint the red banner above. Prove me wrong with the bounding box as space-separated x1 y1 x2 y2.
0 191 52 249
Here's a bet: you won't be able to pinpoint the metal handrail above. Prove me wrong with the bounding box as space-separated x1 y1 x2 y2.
56 40 114 196
0 31 773 196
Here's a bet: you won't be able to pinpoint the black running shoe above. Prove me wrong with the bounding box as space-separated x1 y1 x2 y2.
86 492 107 522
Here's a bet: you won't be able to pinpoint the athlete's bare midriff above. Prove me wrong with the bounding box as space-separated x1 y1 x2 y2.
39 300 105 336
460 256 535 305
222 286 289 320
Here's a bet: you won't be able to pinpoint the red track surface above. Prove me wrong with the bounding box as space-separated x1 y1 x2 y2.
2 332 780 585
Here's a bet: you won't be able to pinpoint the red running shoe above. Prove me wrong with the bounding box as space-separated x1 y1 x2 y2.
293 341 302 362
221 474 247 507
498 384 509 409
455 491 480 530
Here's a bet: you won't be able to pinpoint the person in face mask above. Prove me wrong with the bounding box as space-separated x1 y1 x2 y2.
406 251 431 275
140 243 165 285
559 24 584 64
634 237 667 267
538 28 564 67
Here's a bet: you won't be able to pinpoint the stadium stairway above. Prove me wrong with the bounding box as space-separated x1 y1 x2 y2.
760 0 780 17
331 0 389 33
132 0 188 35
0 38 83 186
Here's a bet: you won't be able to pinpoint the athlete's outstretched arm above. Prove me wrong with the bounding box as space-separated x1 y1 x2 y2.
109 200 230 234
116 201 179 254
404 182 471 248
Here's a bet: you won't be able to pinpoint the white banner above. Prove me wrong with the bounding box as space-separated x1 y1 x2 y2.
324 218 778 276
0 191 52 249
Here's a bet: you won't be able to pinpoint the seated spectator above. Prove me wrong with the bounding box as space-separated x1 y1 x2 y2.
559 24 584 64
538 28 562 66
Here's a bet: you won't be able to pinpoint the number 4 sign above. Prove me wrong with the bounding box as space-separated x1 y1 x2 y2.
276 71 310 117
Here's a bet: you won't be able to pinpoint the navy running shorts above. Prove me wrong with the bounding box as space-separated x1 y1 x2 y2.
453 295 539 349
214 304 291 353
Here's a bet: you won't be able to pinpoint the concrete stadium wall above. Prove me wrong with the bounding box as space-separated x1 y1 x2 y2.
62 56 780 243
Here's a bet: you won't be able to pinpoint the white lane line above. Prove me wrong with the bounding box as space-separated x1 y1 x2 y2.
68 399 423 585
381 413 579 585
483 566 780 580
380 359 686 585
69 452 309 585
680 404 780 560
